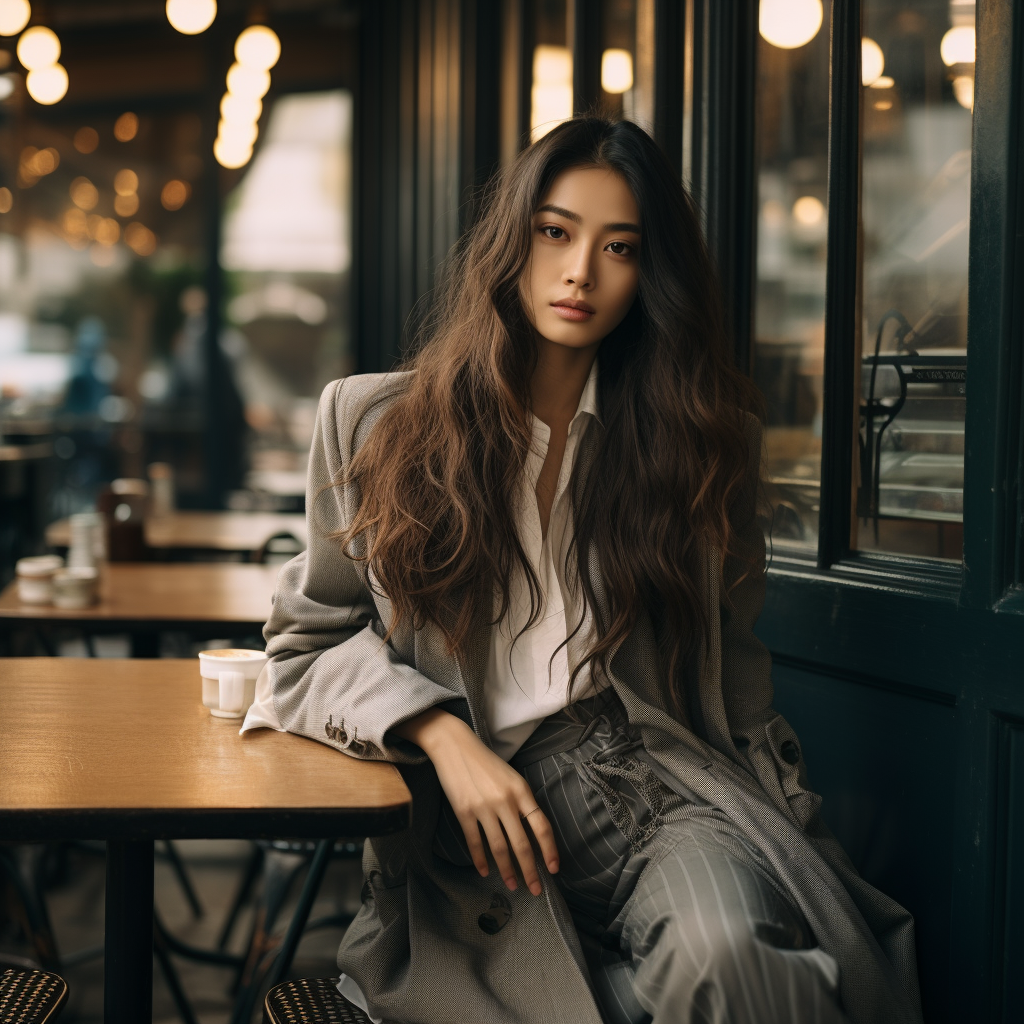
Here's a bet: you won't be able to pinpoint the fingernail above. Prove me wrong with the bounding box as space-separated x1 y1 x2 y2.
505 878 517 890
529 882 542 896
478 867 489 877
548 860 559 873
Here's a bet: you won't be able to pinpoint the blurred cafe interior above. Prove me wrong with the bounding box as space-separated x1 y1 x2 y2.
1 0 1022 1023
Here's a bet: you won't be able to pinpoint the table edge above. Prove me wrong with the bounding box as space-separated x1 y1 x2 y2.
0 803 410 841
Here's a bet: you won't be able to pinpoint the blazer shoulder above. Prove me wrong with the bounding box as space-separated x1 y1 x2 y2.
318 371 414 460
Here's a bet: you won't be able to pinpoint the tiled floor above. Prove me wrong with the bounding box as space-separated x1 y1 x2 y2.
1 838 363 1023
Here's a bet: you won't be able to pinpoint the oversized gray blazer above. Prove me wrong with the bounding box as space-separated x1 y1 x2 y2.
263 372 924 1024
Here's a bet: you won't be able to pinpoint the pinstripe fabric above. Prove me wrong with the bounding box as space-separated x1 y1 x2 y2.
511 696 847 1024
262 374 924 1024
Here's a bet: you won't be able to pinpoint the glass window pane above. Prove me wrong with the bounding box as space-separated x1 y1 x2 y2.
530 0 572 141
221 90 353 512
0 105 208 516
752 1 831 551
855 0 971 560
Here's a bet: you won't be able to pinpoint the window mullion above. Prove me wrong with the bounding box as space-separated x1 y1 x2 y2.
819 0 862 570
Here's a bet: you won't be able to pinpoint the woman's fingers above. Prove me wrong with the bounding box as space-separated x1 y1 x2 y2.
522 805 559 875
458 815 490 877
479 814 519 890
504 817 542 895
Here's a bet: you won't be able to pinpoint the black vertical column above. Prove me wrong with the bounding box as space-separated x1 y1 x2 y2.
569 0 602 116
202 23 231 509
818 0 862 568
104 840 154 1024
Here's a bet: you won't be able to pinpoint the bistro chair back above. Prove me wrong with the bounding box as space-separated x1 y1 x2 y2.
263 978 371 1024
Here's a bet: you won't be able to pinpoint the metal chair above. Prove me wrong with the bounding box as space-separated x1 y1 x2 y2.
227 838 361 1024
0 967 68 1024
263 978 371 1024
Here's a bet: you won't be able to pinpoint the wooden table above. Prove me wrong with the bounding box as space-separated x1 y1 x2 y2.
0 563 281 656
0 658 411 1024
45 511 307 559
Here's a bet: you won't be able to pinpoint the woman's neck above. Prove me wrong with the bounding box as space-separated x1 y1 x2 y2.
530 337 599 427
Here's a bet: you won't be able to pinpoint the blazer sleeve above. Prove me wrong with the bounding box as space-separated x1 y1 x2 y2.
719 413 823 830
262 378 466 764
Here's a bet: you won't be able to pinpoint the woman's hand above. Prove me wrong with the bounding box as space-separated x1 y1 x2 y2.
393 707 559 895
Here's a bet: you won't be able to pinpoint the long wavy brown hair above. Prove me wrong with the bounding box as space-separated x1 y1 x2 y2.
341 116 765 713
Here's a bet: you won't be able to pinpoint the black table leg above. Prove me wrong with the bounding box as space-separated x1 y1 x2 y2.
105 839 154 1024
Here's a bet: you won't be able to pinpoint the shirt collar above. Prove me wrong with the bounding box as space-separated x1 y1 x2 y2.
529 357 603 447
571 357 602 429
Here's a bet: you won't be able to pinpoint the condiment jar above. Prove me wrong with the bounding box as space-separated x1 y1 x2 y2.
52 566 100 609
16 555 64 604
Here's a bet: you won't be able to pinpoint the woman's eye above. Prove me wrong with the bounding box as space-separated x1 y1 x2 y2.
542 225 565 239
607 241 632 256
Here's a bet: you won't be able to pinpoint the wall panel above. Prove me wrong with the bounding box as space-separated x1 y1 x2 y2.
772 662 957 1024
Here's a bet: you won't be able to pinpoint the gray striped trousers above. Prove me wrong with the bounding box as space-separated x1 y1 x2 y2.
509 697 849 1024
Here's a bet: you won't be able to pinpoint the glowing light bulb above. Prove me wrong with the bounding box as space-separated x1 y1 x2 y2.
74 126 99 153
17 25 59 70
114 168 138 196
218 118 257 147
160 179 190 210
125 222 157 256
235 25 280 70
220 92 261 124
213 135 252 169
793 195 825 227
601 49 633 94
25 63 67 104
861 38 884 86
533 45 571 85
114 112 139 141
114 193 139 217
0 0 31 37
940 26 975 66
225 62 270 99
166 0 216 35
759 0 822 49
70 177 99 210
953 75 974 110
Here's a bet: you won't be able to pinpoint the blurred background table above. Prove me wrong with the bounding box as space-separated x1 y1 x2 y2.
0 562 281 656
0 658 411 1024
45 511 308 561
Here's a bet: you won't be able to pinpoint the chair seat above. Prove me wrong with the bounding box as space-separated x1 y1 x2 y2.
264 978 373 1023
0 968 68 1024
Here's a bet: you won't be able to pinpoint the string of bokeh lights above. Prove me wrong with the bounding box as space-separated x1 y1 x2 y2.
0 0 68 105
3 2 278 170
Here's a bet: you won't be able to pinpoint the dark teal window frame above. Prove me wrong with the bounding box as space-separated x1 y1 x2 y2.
692 0 1024 613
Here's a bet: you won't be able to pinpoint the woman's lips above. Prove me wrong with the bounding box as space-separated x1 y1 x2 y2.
551 304 595 322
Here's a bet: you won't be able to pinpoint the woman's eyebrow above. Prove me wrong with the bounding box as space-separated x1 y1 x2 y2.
536 203 641 234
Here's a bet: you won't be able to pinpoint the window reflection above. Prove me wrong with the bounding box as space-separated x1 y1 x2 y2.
221 90 352 510
0 105 209 514
856 0 972 560
530 0 571 141
752 2 830 551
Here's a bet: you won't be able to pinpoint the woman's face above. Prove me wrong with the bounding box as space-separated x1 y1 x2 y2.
522 165 641 352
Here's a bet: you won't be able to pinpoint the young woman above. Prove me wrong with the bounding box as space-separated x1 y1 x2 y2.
245 117 923 1024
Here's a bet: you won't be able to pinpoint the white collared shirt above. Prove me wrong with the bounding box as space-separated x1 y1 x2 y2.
243 360 603 762
484 358 602 760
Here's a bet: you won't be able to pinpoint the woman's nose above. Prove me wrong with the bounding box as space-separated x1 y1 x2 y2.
564 247 594 290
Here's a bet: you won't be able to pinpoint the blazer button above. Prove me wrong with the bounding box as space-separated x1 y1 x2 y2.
478 892 511 934
780 740 800 765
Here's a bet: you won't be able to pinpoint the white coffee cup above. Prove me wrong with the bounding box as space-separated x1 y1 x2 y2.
198 648 268 719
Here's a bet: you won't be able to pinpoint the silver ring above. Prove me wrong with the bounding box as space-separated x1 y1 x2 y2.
523 807 542 818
